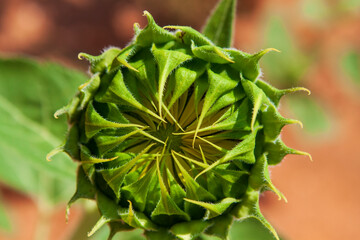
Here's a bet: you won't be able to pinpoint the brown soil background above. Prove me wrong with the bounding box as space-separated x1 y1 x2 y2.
0 0 359 239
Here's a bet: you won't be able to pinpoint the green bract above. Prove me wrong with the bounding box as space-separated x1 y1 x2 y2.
50 1 310 239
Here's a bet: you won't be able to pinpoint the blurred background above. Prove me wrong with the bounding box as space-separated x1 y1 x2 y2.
0 0 359 239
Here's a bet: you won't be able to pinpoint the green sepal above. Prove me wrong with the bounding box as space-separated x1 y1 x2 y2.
88 192 121 237
226 48 276 81
204 214 233 240
63 124 81 160
107 221 133 240
151 44 192 116
164 26 213 46
241 78 301 139
172 152 216 203
84 101 141 139
200 98 252 132
218 127 259 164
265 138 311 165
184 197 239 220
66 166 96 220
79 144 119 164
78 73 101 110
151 193 191 224
54 92 82 123
212 168 249 184
118 200 158 230
94 128 144 156
193 66 239 142
151 160 190 224
205 84 245 118
135 11 176 47
121 166 156 212
255 79 310 107
191 41 234 64
231 188 279 240
212 168 249 198
78 47 122 74
170 220 212 240
99 144 154 200
95 69 162 121
249 154 286 201
193 75 209 112
261 103 302 141
144 229 175 240
111 50 139 73
168 59 208 109
127 48 158 97
194 126 258 182
202 0 236 48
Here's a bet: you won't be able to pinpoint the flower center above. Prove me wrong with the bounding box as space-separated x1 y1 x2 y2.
151 125 182 152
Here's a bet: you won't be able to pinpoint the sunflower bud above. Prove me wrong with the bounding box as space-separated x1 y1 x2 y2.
50 1 310 239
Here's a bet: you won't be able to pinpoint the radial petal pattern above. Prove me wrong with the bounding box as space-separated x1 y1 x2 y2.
52 10 309 240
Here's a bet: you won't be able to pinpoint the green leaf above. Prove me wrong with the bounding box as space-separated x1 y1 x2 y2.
144 229 175 240
229 218 279 240
67 166 96 220
171 220 211 240
0 58 85 203
205 214 233 239
88 192 121 237
262 17 310 86
202 0 236 48
0 194 11 231
287 95 332 135
342 50 360 86
231 188 279 240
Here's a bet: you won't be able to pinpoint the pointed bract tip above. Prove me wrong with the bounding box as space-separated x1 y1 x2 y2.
278 191 288 203
254 48 280 61
289 119 303 128
293 149 313 162
78 53 85 60
303 152 313 162
134 23 140 29
65 205 70 224
283 87 311 96
133 23 141 34
46 146 63 161
163 25 177 30
54 107 67 119
142 11 154 23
